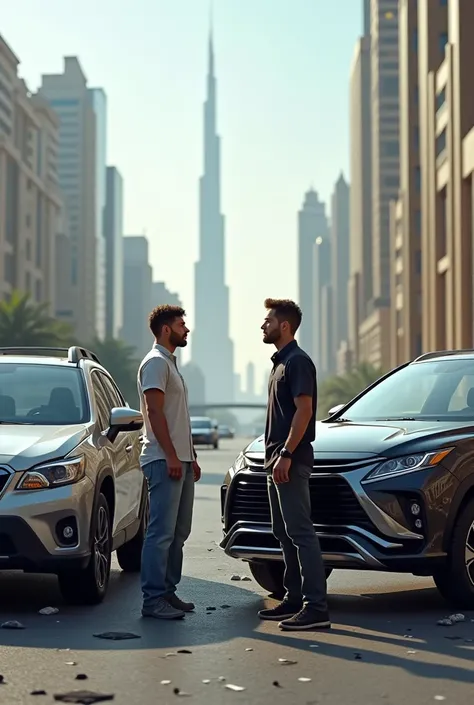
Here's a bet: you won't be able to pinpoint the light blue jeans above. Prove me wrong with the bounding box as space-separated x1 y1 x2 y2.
140 460 194 608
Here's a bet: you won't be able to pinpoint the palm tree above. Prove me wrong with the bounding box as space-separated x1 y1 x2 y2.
318 362 383 419
0 290 74 347
87 337 140 408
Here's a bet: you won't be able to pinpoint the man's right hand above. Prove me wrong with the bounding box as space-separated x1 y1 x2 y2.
166 454 182 480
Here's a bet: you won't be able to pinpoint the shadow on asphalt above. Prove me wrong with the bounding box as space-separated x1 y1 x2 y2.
0 570 472 683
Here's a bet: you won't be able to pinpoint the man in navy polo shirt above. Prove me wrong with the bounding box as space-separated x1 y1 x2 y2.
258 298 330 631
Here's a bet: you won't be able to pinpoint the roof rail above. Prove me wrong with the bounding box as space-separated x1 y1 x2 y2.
68 346 101 364
415 349 474 362
0 346 101 364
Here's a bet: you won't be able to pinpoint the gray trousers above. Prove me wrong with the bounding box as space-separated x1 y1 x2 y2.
267 462 328 611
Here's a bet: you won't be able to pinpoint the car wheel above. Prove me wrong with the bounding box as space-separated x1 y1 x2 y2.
249 561 333 599
58 493 112 605
433 498 474 608
117 482 149 573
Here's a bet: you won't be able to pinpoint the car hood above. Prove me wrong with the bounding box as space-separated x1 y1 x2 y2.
244 419 473 457
0 424 90 472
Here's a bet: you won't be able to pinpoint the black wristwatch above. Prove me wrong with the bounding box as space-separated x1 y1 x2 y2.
279 447 292 459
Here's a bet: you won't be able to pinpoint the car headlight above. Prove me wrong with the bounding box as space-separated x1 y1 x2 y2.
17 456 86 491
234 453 248 472
363 448 453 483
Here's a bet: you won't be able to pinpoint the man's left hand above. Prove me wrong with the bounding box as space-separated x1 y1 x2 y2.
273 456 291 484
192 460 202 482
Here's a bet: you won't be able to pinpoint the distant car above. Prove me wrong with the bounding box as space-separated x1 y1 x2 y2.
218 424 234 439
0 346 147 605
221 349 474 608
191 416 219 449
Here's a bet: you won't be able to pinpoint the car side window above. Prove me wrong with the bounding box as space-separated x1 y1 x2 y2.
98 373 124 409
91 373 110 430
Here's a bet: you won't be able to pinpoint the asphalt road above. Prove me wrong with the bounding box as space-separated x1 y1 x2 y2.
0 438 473 705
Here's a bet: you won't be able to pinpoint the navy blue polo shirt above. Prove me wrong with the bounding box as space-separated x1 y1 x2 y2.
264 340 317 470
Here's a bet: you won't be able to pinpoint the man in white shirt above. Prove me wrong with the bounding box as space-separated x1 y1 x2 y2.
137 305 201 620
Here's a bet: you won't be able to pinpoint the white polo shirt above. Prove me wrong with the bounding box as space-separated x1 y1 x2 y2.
137 344 194 466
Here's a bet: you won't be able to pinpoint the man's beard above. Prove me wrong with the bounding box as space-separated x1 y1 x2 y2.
170 332 188 348
263 330 281 345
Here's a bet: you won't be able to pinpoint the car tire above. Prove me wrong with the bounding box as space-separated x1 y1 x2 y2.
433 498 474 608
117 483 149 573
58 493 112 606
249 561 332 598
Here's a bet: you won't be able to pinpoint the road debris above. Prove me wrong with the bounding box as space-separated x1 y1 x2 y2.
221 605 231 609
309 644 319 649
161 681 172 685
278 658 297 665
173 687 191 697
225 684 246 692
65 662 78 666
202 680 211 684
93 632 140 640
298 678 312 683
437 613 465 626
76 675 88 681
273 681 282 688
177 649 192 654
354 653 362 660
407 650 417 655
434 697 446 702
218 676 226 682
31 689 47 695
206 607 216 611
241 576 251 581
1 620 25 629
53 691 114 704
231 575 241 581
0 675 5 684
39 606 59 615
245 647 253 652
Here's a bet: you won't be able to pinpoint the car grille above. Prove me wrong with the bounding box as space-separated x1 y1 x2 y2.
229 473 374 530
246 455 375 474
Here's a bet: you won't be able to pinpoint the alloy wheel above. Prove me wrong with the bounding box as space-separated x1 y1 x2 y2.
94 505 110 589
465 520 474 587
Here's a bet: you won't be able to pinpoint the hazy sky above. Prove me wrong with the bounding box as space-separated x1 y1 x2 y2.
3 0 361 390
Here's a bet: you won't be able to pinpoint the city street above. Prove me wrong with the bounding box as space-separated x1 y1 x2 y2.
0 438 472 704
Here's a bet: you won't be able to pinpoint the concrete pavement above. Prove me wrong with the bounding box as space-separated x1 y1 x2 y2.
0 438 472 704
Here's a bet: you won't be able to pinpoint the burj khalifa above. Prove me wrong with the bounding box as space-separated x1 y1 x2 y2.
191 30 234 403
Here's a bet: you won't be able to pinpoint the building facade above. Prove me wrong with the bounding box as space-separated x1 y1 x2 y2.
418 0 474 352
0 35 62 311
122 236 153 358
104 166 123 339
89 88 107 341
359 0 400 371
349 33 372 366
40 57 98 343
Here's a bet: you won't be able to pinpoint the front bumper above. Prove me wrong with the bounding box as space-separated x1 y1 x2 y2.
220 459 458 575
0 466 95 572
192 434 213 444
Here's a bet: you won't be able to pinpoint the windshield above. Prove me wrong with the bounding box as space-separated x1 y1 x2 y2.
191 417 212 428
0 364 89 425
340 359 474 422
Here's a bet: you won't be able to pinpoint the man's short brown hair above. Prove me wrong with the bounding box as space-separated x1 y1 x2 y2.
264 298 302 334
149 304 185 338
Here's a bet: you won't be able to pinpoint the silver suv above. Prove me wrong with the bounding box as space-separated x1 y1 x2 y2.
0 346 147 605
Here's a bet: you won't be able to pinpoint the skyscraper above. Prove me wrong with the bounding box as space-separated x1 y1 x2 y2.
191 30 234 403
330 173 350 358
89 88 107 341
40 57 98 342
104 166 124 339
297 188 328 359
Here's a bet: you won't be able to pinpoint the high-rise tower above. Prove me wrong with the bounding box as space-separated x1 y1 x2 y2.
191 30 234 403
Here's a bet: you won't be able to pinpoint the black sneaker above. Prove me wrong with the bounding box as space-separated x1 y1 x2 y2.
278 605 331 631
258 600 303 621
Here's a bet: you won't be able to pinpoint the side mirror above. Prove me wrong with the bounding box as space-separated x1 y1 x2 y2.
328 403 345 417
106 407 143 443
